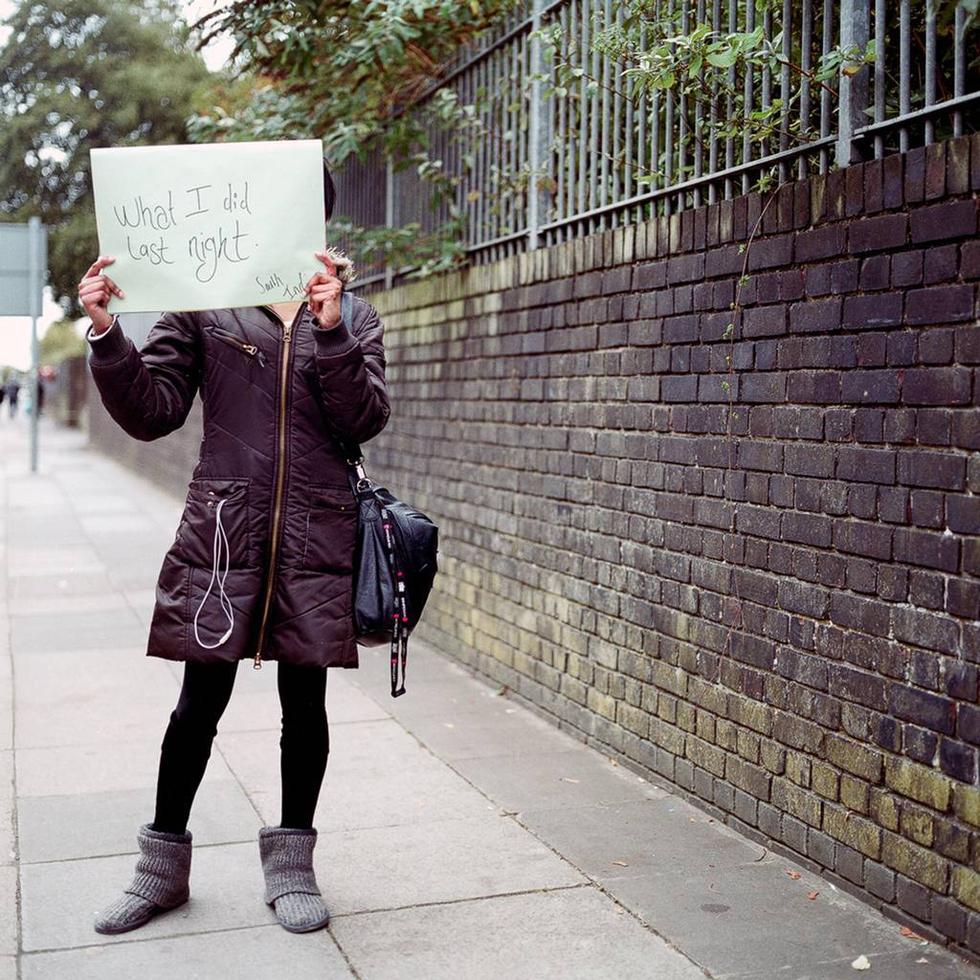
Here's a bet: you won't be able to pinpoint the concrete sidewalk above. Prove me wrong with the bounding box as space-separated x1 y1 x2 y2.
0 415 976 979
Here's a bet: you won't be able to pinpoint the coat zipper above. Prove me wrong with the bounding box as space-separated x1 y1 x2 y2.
212 327 267 367
251 307 299 668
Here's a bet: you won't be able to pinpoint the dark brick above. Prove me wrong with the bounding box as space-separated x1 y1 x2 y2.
932 896 967 943
865 860 896 901
796 226 846 262
849 213 908 252
923 244 958 285
906 285 974 325
829 664 887 710
904 725 939 764
945 663 979 702
905 145 926 202
789 298 842 334
896 876 932 922
633 260 667 290
902 368 972 406
894 527 960 573
897 450 966 490
743 305 787 337
891 250 923 287
910 199 977 244
841 370 900 404
890 685 956 735
860 254 890 291
882 152 904 208
836 446 896 485
948 495 980 533
892 607 960 658
939 738 977 783
747 234 794 271
842 293 903 329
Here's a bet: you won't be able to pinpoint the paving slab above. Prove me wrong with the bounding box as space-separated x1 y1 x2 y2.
331 886 704 980
17 781 259 863
21 924 350 980
218 718 500 832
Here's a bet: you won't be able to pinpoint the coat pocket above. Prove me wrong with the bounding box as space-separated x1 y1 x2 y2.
301 483 357 573
176 477 252 569
210 327 267 367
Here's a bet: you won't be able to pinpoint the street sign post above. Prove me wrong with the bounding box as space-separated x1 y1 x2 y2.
0 218 48 472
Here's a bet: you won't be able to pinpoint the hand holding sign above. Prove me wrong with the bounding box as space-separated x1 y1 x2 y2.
305 251 343 329
78 256 125 333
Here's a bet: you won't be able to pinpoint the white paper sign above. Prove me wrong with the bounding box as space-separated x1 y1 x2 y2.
90 140 326 313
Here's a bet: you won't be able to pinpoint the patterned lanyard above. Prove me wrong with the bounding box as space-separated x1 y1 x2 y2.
380 506 408 697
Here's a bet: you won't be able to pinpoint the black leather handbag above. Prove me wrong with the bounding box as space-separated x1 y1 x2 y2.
334 295 439 697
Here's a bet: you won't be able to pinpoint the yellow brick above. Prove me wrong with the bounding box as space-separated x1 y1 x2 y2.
812 762 840 801
881 831 949 891
884 757 952 812
899 804 935 848
840 775 870 814
786 751 811 788
823 734 883 783
870 789 900 831
953 867 980 912
953 786 980 828
823 803 882 859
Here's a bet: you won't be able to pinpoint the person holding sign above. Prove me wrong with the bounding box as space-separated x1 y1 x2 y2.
79 161 390 936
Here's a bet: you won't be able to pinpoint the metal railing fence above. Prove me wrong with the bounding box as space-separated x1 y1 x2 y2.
334 0 979 288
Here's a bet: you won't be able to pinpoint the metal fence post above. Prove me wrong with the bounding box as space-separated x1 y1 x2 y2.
527 0 553 250
836 0 871 168
384 152 394 290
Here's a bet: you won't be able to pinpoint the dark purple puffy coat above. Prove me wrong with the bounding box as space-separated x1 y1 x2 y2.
85 288 389 670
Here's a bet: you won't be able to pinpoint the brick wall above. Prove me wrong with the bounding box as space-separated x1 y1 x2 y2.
86 134 980 954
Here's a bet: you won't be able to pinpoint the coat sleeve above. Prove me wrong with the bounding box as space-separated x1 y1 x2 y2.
309 297 391 446
85 312 202 442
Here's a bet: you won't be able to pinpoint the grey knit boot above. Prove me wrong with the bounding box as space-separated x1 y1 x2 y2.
259 825 330 932
93 823 192 935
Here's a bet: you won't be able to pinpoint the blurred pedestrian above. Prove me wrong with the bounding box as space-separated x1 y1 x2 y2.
4 376 20 419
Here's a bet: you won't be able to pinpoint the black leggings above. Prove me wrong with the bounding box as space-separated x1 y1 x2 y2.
151 660 330 834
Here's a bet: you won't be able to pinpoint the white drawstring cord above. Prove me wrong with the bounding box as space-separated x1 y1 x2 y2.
192 497 235 648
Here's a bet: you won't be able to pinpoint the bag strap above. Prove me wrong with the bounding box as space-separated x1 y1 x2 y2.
332 290 367 476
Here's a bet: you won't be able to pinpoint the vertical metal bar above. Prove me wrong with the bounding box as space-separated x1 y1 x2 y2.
636 16 647 220
836 0 870 168
476 50 484 250
692 0 705 208
384 153 394 289
651 1 662 212
598 0 611 230
611 0 622 228
588 0 601 230
625 5 636 221
924 0 936 146
760 6 772 161
741 0 754 193
724 0 736 198
528 0 553 250
664 0 675 214
28 215 42 474
514 33 523 245
819 0 832 172
577 0 589 221
558 2 570 237
873 0 884 158
953 4 965 137
899 0 910 153
708 0 721 203
799 0 812 180
677 0 688 212
779 0 791 182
